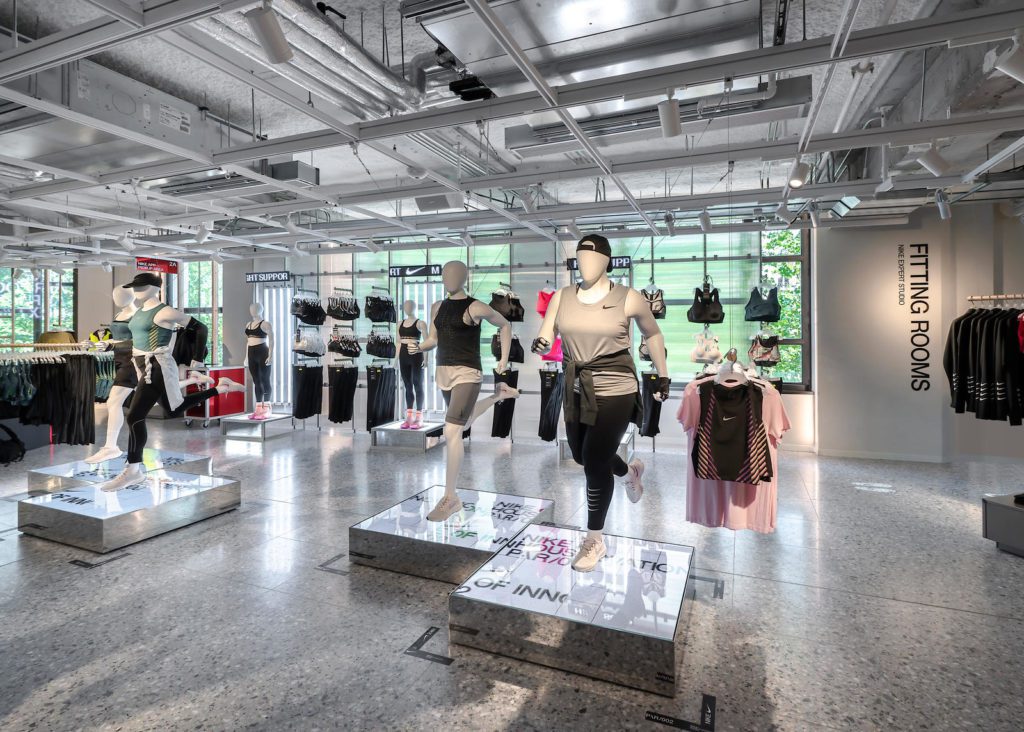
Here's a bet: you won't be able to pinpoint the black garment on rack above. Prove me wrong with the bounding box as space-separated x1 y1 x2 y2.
50 354 96 446
943 307 1023 425
365 295 397 323
490 333 525 363
366 365 396 430
640 372 663 438
687 286 725 324
292 364 324 420
491 369 519 438
744 287 782 322
172 317 209 365
328 365 359 423
538 369 564 442
366 332 397 358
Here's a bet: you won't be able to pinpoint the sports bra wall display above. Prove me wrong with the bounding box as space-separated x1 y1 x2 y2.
328 333 362 358
293 331 326 357
748 334 781 367
292 298 327 325
366 331 397 359
687 283 725 324
642 287 666 319
326 295 360 321
365 293 397 323
744 286 781 322
691 330 722 364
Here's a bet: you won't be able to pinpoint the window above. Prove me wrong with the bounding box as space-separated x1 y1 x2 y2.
179 261 223 363
759 229 810 390
0 267 76 344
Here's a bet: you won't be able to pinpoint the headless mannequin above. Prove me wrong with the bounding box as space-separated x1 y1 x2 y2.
84 288 138 463
244 303 275 419
99 280 243 492
397 299 427 429
534 247 669 570
410 261 520 521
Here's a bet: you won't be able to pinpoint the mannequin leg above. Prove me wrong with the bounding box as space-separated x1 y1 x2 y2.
85 385 133 463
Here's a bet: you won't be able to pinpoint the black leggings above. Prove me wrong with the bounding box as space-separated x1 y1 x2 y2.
248 343 272 402
565 392 634 531
399 348 425 410
125 359 218 464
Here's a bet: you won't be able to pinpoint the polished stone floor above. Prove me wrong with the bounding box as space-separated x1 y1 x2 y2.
1 420 1022 731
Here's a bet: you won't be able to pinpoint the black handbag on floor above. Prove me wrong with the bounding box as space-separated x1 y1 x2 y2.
0 423 26 466
491 333 525 363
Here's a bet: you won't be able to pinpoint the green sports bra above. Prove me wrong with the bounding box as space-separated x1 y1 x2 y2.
128 304 175 350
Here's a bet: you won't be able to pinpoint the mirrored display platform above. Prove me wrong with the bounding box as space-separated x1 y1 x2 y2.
449 524 693 696
221 413 292 441
983 493 1024 557
26 449 212 492
18 470 241 553
370 420 446 451
559 425 634 464
349 486 554 584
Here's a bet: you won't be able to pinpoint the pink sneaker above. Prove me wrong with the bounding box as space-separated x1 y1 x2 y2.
409 411 423 430
400 409 414 429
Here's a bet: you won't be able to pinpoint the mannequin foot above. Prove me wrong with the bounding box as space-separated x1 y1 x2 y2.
624 458 645 503
100 463 145 492
496 383 520 401
187 370 215 386
254 403 271 420
216 377 245 393
410 410 423 430
84 446 124 464
571 535 606 572
400 409 414 429
426 494 463 522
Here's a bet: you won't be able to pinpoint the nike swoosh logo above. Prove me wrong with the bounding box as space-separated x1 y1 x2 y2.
405 266 424 275
723 416 737 421
602 304 615 309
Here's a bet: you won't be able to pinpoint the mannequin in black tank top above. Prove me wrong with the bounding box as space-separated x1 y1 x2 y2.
397 300 427 428
408 260 521 522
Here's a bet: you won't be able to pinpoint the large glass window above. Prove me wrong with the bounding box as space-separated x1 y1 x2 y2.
0 267 76 344
180 261 223 364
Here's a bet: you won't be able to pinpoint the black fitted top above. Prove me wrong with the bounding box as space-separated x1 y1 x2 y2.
245 320 266 337
399 319 421 340
434 297 481 370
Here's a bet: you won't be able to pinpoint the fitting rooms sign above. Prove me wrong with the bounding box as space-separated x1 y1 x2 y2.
897 243 932 392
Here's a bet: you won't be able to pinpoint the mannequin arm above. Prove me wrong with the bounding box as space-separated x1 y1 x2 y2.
410 302 441 354
532 289 562 353
263 320 274 363
626 289 668 378
472 300 511 372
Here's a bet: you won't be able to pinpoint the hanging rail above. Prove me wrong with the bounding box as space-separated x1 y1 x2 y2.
967 293 1024 302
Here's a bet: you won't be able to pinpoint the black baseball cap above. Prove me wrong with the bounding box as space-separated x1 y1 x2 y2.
576 233 612 259
122 272 163 289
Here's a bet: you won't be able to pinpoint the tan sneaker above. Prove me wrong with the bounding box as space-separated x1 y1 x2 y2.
426 494 463 522
571 537 606 572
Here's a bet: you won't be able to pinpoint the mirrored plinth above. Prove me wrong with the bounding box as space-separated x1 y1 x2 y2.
560 425 634 464
449 524 693 696
220 413 292 441
349 486 554 584
18 471 241 553
983 493 1024 557
26 449 212 492
370 420 446 451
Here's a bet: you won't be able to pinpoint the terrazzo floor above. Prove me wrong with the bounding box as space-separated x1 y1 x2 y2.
1 419 1022 731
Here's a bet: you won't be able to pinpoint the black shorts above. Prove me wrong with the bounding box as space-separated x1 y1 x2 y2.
113 345 138 389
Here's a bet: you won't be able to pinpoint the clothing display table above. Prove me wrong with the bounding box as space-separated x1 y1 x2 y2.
26 449 212 492
370 420 446 452
982 493 1024 557
449 523 693 696
349 486 554 584
220 413 292 441
18 470 241 553
559 424 634 464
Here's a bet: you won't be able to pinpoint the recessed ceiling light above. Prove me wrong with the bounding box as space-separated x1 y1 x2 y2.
788 161 810 188
935 189 952 220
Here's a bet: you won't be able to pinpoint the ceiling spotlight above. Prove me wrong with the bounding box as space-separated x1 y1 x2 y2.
698 208 712 233
788 160 810 188
290 243 309 257
244 0 293 65
994 41 1024 84
663 212 675 236
406 165 428 180
567 222 583 240
775 201 795 224
364 240 381 254
210 251 225 264
916 144 951 177
462 233 475 247
658 95 682 138
102 262 112 273
196 225 211 244
935 189 952 220
283 216 303 236
808 202 821 229
118 235 135 252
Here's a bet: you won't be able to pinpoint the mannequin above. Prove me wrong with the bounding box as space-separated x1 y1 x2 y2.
533 235 670 572
244 303 275 420
409 261 520 522
397 300 427 429
98 273 244 492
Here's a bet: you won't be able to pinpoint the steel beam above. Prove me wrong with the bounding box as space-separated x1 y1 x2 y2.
80 0 145 27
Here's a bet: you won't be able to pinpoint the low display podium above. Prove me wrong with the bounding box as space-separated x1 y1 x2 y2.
220 413 292 441
559 425 634 464
982 493 1024 557
26 449 212 492
18 470 241 553
370 420 446 452
449 524 693 696
349 486 554 584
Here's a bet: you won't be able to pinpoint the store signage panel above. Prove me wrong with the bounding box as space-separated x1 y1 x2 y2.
389 264 442 278
245 271 291 283
566 256 632 271
136 257 179 274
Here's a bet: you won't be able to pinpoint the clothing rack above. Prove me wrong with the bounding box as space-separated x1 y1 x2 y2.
0 342 90 349
371 285 391 291
333 287 353 293
967 293 1024 302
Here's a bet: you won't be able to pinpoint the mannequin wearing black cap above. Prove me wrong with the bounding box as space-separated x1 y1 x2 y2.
532 235 670 572
98 273 244 492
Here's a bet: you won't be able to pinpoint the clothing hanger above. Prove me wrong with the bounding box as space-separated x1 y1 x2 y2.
643 277 658 294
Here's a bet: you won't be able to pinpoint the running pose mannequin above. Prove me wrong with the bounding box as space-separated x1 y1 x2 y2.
408 261 520 522
533 235 671 572
397 300 427 429
244 303 274 420
98 272 244 492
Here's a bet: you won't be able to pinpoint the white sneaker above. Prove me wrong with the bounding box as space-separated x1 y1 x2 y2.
100 463 145 492
426 494 463 522
571 537 606 572
624 458 645 503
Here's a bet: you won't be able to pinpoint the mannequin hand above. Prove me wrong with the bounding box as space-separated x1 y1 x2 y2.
531 337 550 354
264 357 272 366
243 358 248 367
653 377 671 402
406 342 420 354
190 360 204 369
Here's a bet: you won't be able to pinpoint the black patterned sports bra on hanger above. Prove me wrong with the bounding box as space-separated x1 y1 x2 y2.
643 288 666 319
744 287 781 322
687 285 724 324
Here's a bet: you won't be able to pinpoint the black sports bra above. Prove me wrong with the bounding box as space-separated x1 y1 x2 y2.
245 320 266 337
399 319 421 340
643 289 666 319
744 287 781 322
687 287 724 324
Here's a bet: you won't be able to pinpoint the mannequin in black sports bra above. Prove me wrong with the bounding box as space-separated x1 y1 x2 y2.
245 302 275 419
397 300 427 429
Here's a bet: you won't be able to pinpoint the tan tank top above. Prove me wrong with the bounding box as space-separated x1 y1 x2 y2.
554 283 638 396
